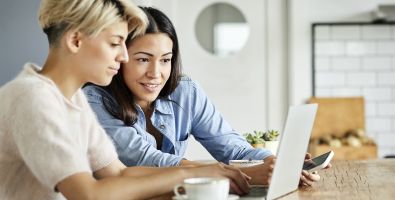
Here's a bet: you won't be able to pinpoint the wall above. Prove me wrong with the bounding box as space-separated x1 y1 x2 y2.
157 0 270 160
288 0 395 105
289 0 395 157
0 0 289 161
195 3 246 54
0 0 46 86
313 23 395 157
145 0 288 160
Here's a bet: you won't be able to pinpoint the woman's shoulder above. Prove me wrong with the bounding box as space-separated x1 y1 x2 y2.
82 84 112 103
83 84 107 95
168 76 205 102
2 73 59 104
175 76 201 92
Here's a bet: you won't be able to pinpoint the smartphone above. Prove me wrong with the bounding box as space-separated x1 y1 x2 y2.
303 150 334 172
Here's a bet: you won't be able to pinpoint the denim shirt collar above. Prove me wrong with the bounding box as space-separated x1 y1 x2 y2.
135 99 176 152
153 98 173 115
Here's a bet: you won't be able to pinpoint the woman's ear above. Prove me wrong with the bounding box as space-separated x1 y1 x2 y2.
64 29 83 53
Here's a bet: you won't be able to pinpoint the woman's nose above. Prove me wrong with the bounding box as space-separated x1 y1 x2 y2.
146 62 161 78
117 44 129 63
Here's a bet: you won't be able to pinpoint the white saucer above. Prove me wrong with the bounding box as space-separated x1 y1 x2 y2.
172 194 239 200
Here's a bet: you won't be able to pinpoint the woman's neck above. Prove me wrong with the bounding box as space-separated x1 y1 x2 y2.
137 100 152 112
39 52 83 100
140 102 154 118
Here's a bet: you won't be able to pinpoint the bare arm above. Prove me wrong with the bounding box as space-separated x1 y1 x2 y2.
179 158 275 186
179 159 205 166
115 159 202 178
239 155 276 185
57 160 191 200
57 160 250 200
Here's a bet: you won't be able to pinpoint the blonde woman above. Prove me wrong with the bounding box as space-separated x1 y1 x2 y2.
0 0 250 199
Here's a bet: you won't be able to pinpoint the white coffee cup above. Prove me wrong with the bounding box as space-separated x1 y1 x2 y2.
173 177 229 200
229 160 263 168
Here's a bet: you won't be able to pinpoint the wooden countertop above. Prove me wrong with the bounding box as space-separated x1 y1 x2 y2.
150 159 395 200
294 159 395 200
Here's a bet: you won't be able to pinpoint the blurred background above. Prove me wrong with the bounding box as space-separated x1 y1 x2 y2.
1 0 394 160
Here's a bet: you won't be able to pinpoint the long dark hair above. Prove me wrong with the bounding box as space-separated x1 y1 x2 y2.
103 6 182 126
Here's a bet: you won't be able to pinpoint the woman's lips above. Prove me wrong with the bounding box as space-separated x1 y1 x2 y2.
140 83 160 92
108 66 119 75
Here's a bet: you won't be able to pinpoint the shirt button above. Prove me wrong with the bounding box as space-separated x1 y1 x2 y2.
160 124 165 129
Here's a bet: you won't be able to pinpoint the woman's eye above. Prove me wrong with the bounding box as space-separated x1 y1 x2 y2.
137 58 149 62
111 43 120 47
162 58 171 63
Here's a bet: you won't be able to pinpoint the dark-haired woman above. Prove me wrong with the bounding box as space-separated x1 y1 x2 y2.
84 7 319 186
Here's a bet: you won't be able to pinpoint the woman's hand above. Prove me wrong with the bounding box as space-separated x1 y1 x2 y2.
239 155 276 186
300 170 320 186
191 162 251 195
299 153 331 186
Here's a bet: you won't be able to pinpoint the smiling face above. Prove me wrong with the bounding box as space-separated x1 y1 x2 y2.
76 21 129 86
122 33 173 109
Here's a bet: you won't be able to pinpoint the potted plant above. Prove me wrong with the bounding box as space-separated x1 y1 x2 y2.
244 131 265 148
262 130 280 155
244 130 280 154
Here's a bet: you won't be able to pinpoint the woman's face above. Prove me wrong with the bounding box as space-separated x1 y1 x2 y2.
122 33 173 109
75 21 129 86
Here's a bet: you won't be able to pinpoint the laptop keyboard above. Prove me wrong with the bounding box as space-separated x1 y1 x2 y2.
242 186 268 197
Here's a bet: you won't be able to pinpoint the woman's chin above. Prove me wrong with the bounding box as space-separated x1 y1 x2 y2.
92 77 113 86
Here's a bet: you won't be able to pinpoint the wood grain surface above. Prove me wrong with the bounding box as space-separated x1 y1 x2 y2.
149 159 395 200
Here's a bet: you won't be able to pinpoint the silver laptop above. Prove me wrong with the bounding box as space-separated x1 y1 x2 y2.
240 104 318 200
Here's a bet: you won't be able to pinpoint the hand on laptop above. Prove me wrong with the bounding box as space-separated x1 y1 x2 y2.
299 153 332 186
239 155 276 186
191 162 251 195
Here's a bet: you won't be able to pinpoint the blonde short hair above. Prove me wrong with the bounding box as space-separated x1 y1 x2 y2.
39 0 147 46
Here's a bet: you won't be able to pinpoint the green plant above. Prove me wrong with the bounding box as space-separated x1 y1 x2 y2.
244 130 280 144
262 130 280 141
244 130 265 144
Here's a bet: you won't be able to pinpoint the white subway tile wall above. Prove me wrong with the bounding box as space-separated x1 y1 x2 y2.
362 88 392 101
332 57 360 71
315 26 330 40
377 41 395 55
362 56 391 70
378 72 395 85
315 57 331 70
378 133 395 147
316 41 345 56
316 72 346 87
314 24 395 158
365 102 377 117
366 118 392 132
362 25 392 40
332 26 361 40
331 87 361 97
347 72 376 86
346 41 376 56
315 88 332 96
378 103 395 116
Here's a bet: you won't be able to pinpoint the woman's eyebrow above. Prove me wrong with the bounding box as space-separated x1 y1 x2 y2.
133 52 154 56
162 52 172 56
111 35 125 41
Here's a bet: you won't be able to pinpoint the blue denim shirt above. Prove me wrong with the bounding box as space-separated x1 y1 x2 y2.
83 77 272 167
